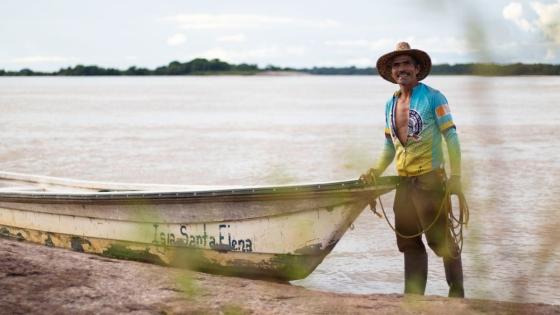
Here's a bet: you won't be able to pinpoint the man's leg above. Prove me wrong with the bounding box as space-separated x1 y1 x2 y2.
404 249 428 295
411 172 464 298
444 255 464 298
394 180 427 295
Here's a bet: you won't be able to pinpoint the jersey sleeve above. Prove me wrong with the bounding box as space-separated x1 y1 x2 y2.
444 127 462 176
384 98 392 139
432 91 456 132
374 98 396 174
374 138 395 173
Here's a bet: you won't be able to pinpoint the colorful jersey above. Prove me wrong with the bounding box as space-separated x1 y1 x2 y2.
380 83 459 177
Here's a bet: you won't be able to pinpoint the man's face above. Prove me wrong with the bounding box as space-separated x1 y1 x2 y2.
390 55 420 86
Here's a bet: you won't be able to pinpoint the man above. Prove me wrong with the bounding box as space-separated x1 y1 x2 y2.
362 42 464 297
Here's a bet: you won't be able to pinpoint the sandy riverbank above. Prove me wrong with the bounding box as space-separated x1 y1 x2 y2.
1 238 558 315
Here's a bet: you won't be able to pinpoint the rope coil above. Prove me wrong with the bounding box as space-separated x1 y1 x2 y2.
370 174 469 257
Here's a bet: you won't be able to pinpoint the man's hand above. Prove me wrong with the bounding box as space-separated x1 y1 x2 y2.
447 175 462 195
360 168 380 185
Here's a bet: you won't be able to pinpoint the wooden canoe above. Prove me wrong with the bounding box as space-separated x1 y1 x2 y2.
0 171 397 280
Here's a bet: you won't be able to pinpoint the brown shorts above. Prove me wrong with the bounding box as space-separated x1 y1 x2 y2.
393 169 458 257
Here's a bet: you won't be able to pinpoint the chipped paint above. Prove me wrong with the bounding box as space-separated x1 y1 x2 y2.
70 236 91 252
0 222 343 280
44 233 54 247
15 232 25 241
294 243 324 256
0 227 9 238
102 243 167 265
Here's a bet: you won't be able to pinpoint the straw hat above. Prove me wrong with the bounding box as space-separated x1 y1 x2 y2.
376 42 432 83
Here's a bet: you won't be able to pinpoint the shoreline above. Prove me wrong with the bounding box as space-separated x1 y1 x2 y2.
1 238 558 314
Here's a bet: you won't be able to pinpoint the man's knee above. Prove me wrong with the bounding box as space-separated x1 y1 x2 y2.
397 236 426 253
427 241 445 257
425 225 454 257
427 239 458 258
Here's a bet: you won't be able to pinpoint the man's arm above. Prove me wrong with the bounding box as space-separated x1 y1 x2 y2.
361 98 395 183
432 91 462 194
374 136 396 176
361 136 395 183
443 127 461 177
444 127 462 194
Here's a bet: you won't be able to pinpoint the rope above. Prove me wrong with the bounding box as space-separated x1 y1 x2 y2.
369 174 469 257
447 191 469 258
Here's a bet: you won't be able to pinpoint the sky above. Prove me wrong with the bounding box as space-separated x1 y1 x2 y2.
1 0 559 71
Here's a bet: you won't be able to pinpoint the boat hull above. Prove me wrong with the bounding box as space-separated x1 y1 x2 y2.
0 175 398 280
0 200 366 280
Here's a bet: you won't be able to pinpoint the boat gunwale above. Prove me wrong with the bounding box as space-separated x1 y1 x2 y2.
0 177 399 204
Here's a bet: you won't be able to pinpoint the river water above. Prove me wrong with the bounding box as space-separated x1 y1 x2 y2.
1 75 558 305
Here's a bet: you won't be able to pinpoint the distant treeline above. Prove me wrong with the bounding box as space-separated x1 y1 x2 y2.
0 58 261 76
431 63 560 75
1 58 559 76
300 63 560 75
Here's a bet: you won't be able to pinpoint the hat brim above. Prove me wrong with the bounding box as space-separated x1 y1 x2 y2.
376 49 432 84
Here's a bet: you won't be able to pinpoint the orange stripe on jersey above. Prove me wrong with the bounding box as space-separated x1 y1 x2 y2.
436 104 450 118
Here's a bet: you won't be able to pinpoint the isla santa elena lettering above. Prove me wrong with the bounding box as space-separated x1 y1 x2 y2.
152 223 253 252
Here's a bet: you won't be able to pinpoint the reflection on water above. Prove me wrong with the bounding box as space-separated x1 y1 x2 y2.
0 76 558 304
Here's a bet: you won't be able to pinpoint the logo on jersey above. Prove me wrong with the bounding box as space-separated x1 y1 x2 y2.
408 109 423 141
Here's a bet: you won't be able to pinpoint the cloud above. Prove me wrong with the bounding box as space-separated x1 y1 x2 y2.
192 45 306 63
324 38 393 51
501 1 560 60
325 37 475 55
345 58 374 67
8 56 76 64
216 33 246 43
167 33 187 46
194 47 274 62
283 46 306 56
503 2 535 32
545 48 556 60
413 37 478 54
324 40 370 47
161 14 339 30
531 1 560 44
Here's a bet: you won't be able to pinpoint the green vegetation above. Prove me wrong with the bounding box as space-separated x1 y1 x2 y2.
300 66 375 75
0 58 559 76
0 58 260 76
432 63 560 75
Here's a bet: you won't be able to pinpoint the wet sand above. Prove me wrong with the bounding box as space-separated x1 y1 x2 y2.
1 238 558 315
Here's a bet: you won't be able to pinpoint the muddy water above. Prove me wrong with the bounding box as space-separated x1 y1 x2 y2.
1 75 558 304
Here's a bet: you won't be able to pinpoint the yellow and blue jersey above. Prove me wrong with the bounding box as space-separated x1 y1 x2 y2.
375 83 461 177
